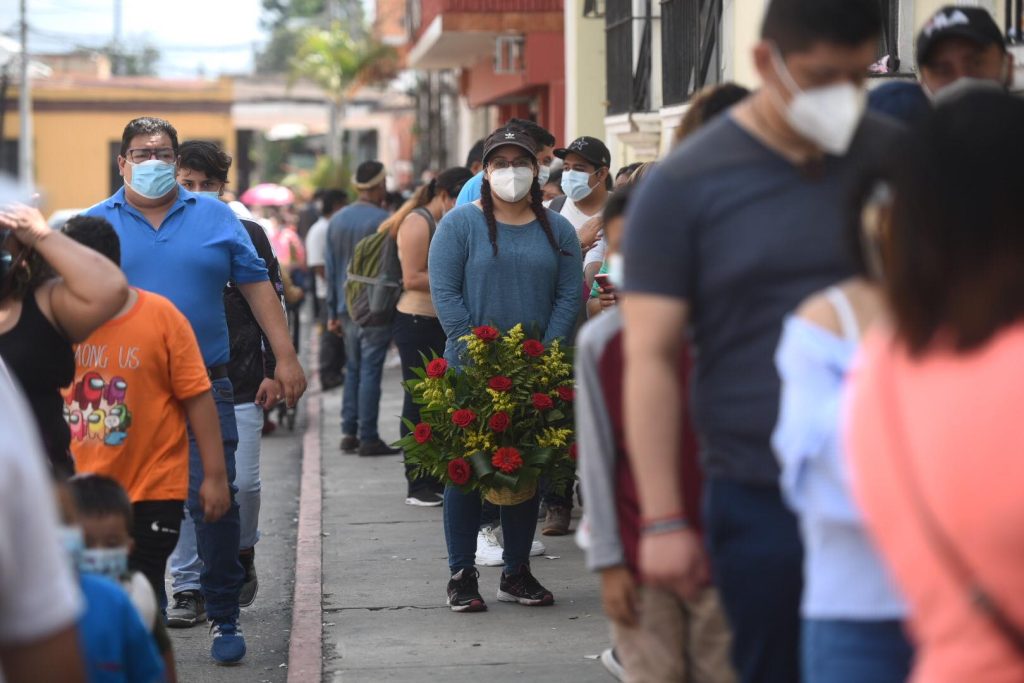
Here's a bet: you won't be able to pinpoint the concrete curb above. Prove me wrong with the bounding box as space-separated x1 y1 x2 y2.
287 333 323 682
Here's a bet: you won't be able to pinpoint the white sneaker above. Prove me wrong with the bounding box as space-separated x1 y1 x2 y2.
600 648 625 681
530 538 546 556
475 527 504 566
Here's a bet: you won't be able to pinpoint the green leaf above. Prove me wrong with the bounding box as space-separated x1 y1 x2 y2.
491 471 520 490
468 451 494 478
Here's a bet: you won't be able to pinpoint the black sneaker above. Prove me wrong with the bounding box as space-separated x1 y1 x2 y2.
239 547 258 607
340 435 360 453
446 568 487 613
358 438 401 457
498 566 554 606
167 590 206 628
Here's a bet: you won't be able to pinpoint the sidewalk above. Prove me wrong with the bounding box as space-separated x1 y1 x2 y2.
319 356 614 682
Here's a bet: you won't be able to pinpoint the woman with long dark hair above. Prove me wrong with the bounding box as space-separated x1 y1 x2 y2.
0 204 128 477
847 91 1024 682
385 166 474 507
429 127 582 612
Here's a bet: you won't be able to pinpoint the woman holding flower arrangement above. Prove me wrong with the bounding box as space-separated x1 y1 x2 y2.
422 126 582 612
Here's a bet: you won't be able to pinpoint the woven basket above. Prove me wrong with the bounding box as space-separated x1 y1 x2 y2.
484 481 537 506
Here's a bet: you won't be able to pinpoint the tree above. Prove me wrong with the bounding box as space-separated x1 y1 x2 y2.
105 42 160 76
289 23 396 162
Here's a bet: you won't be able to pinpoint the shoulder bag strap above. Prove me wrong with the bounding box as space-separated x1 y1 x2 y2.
880 354 1024 655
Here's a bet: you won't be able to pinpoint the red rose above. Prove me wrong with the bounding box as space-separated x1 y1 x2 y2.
488 376 513 392
426 358 448 378
413 423 432 444
569 442 578 461
522 339 545 357
556 386 575 402
451 409 477 428
488 412 511 433
473 326 500 343
532 393 554 411
448 458 472 485
491 447 524 474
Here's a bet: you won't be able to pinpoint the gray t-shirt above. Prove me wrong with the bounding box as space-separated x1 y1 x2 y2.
623 113 902 485
324 201 390 318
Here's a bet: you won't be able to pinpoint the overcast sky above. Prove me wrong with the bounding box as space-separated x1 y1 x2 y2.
0 0 268 78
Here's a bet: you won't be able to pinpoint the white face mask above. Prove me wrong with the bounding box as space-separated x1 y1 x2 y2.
770 47 866 155
489 167 534 203
537 164 552 186
606 252 624 288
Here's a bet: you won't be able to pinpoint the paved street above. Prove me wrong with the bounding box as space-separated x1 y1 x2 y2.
172 320 613 682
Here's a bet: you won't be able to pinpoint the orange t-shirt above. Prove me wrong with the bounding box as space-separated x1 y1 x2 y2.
64 289 211 502
846 326 1024 683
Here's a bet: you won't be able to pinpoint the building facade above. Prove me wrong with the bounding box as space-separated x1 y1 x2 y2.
586 0 1024 165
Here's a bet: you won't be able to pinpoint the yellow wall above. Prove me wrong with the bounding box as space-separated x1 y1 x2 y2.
4 78 234 215
564 0 608 141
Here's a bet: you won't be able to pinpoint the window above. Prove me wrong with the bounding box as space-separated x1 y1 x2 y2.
1008 0 1024 43
0 140 16 177
878 0 900 67
606 0 653 115
661 0 721 106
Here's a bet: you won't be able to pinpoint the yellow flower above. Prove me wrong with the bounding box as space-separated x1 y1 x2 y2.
537 427 573 448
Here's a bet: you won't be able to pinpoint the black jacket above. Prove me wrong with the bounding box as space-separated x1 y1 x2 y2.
225 218 284 404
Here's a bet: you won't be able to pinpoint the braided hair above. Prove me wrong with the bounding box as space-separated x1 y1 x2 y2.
479 177 571 258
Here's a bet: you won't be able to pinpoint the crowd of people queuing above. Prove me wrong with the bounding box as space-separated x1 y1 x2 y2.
2 0 1024 680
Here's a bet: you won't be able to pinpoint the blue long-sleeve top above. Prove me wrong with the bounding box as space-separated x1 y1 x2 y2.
772 316 906 620
428 203 582 366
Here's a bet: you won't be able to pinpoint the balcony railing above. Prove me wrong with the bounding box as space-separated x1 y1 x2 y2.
661 0 721 107
411 0 564 40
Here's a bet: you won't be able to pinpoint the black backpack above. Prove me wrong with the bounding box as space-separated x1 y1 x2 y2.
345 208 436 327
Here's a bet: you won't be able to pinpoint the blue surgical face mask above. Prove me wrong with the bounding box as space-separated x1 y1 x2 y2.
198 191 222 200
537 164 552 186
561 169 596 202
79 546 130 582
127 159 177 200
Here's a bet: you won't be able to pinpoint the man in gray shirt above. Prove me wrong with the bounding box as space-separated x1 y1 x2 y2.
621 0 903 680
325 161 398 457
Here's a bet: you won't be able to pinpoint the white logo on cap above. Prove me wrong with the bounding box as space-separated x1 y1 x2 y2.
505 132 516 139
924 9 970 37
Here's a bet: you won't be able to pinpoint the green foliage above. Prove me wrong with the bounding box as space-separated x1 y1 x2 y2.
308 155 352 193
104 42 160 76
289 23 397 102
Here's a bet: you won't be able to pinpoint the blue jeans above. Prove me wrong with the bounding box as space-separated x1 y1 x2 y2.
704 479 803 683
339 312 392 441
802 619 912 683
168 377 243 622
234 402 263 550
444 486 541 575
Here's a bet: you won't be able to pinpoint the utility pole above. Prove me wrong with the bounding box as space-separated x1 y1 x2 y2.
18 0 32 188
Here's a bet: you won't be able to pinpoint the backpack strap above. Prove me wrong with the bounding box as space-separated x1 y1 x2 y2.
824 286 860 342
412 207 437 239
549 195 568 214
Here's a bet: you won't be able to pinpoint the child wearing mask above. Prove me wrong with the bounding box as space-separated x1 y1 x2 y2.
577 187 734 682
60 216 230 617
70 475 178 682
54 478 164 683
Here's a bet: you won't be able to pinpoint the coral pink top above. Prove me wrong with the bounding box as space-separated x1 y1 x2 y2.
846 326 1024 683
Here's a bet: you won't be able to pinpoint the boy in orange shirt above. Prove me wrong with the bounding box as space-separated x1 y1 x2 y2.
62 215 230 611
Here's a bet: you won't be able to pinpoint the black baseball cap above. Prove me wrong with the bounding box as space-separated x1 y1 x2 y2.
917 6 1005 67
482 127 538 162
554 136 611 169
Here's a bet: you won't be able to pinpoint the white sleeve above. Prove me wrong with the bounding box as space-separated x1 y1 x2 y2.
0 367 83 644
584 237 607 268
306 222 327 268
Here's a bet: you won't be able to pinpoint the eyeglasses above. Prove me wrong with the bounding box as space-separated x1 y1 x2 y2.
488 158 534 171
126 147 176 163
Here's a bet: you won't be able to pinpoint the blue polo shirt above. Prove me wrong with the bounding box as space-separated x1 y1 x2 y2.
86 187 268 366
78 573 164 683
455 171 484 206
